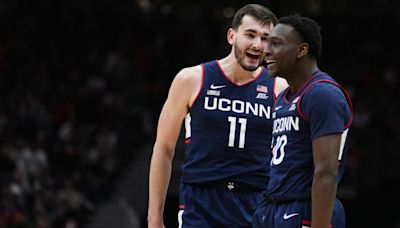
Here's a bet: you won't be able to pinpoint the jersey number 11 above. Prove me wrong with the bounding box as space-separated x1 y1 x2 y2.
228 116 247 149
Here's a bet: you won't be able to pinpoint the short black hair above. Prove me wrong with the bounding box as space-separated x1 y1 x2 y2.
278 14 322 58
232 4 277 30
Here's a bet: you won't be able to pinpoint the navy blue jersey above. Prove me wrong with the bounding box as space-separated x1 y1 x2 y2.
267 71 353 200
181 60 277 190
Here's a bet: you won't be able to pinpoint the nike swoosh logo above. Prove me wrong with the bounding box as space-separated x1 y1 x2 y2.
283 213 298 219
210 84 226 89
274 106 282 110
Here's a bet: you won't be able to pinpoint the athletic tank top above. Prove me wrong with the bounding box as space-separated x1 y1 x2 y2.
181 60 277 190
267 71 353 200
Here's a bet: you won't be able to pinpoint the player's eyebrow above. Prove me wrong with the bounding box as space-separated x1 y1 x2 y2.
244 28 269 36
268 35 283 41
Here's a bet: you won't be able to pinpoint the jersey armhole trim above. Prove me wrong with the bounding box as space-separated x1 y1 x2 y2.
188 64 205 109
272 77 277 102
296 79 354 127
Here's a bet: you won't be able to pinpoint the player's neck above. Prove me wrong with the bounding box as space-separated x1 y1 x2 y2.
218 55 262 84
287 62 318 94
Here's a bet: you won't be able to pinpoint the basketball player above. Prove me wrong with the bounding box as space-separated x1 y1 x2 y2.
148 4 287 228
252 14 353 228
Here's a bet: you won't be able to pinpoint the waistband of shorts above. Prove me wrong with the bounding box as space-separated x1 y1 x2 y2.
264 193 310 203
187 180 263 192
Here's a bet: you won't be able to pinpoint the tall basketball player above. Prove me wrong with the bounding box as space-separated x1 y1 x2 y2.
148 4 287 228
253 14 353 228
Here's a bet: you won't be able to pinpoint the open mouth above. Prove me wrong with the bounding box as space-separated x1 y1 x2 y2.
265 59 276 65
265 59 276 70
265 59 276 66
246 52 260 60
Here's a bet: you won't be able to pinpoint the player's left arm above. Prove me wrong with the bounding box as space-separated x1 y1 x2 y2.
301 83 351 228
312 133 341 228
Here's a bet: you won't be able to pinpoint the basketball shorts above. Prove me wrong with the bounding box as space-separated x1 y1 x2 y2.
252 198 345 228
178 182 264 228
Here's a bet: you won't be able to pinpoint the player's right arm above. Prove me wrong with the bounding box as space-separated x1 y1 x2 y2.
147 65 202 228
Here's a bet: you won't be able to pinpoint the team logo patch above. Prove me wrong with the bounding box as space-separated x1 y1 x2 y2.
207 90 220 96
283 213 298 219
289 96 299 111
227 181 235 190
210 83 226 89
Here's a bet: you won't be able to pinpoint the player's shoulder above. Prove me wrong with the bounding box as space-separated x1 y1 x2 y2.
170 64 203 100
176 64 202 80
310 80 343 93
304 81 345 103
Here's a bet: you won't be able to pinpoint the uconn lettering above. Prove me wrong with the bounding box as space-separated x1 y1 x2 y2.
204 96 271 119
272 116 300 134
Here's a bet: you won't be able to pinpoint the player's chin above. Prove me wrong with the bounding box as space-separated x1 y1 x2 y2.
242 62 260 71
266 62 279 75
267 68 278 77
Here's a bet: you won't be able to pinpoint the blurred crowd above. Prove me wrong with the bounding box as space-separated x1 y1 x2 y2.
1 0 400 227
0 1 155 227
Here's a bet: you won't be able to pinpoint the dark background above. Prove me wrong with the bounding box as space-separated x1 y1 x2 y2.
1 0 399 227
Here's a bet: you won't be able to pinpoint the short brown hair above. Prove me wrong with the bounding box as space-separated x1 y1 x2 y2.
232 4 277 30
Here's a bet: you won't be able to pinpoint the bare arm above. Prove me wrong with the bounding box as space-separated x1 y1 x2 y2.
274 76 288 97
147 66 202 228
311 133 341 228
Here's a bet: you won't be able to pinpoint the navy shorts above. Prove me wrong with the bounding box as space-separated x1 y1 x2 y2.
252 198 345 228
178 182 264 228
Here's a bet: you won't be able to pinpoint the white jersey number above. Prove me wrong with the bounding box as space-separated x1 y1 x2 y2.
228 116 247 149
271 129 349 165
271 135 287 165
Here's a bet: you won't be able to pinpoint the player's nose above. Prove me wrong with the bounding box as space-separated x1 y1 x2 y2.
251 37 263 50
264 43 272 56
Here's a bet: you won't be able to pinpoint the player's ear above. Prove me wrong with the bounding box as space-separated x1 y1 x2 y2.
297 43 309 58
227 28 235 45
